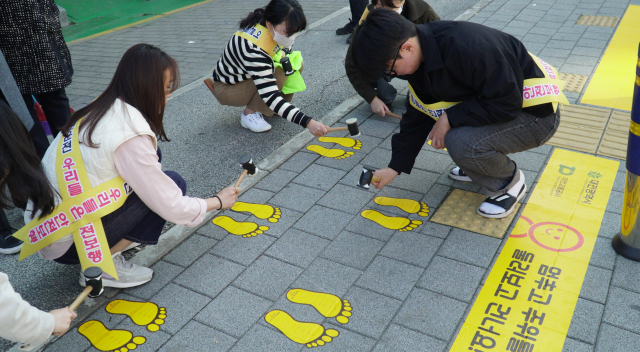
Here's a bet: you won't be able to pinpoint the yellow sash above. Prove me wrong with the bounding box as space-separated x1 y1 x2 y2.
359 7 370 25
234 24 283 58
13 120 133 279
408 53 570 120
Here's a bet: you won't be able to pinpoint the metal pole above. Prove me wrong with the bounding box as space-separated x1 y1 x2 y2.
612 43 640 261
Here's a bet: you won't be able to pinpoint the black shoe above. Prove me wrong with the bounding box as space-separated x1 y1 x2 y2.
0 228 23 254
346 33 353 44
336 20 356 35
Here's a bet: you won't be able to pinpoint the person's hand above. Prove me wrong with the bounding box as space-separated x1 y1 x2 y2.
49 307 77 336
428 111 450 150
372 168 399 189
370 97 390 117
216 186 240 209
307 119 328 137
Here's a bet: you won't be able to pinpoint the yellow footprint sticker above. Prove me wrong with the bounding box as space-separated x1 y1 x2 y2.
306 145 354 159
361 210 422 231
105 300 167 332
212 216 269 237
78 320 146 352
317 137 362 150
374 197 430 217
231 202 281 223
287 289 352 324
427 140 447 151
265 310 339 348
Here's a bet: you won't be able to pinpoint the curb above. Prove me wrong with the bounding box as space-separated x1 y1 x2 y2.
454 0 493 21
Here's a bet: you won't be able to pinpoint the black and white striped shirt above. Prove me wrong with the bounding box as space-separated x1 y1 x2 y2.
213 35 310 127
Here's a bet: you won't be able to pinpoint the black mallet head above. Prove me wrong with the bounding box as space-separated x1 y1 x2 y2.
239 153 257 176
357 165 379 189
83 267 104 298
345 118 360 137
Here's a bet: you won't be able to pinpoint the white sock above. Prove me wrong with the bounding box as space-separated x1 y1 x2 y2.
479 170 525 215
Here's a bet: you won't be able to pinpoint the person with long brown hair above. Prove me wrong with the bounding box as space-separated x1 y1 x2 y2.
27 44 239 288
0 99 77 349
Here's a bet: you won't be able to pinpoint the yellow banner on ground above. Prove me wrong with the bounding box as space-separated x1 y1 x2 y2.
450 149 618 352
234 24 283 58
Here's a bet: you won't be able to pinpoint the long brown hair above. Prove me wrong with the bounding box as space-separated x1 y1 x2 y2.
62 44 180 146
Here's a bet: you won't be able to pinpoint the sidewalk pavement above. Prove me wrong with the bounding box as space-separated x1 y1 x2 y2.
4 0 640 350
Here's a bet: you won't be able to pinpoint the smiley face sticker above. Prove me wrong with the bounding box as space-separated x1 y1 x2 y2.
511 216 584 252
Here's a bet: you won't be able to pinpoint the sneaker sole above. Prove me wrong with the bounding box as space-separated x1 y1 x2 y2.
79 274 153 288
240 120 272 133
448 172 472 182
0 243 23 254
477 184 527 219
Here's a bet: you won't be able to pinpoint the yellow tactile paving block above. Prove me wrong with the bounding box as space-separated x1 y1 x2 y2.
546 104 612 153
559 72 589 93
597 110 631 160
576 15 620 27
430 189 521 239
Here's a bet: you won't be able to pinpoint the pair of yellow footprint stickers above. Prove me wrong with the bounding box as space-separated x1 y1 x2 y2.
361 197 429 231
212 201 282 237
78 300 167 352
265 289 352 348
306 136 362 160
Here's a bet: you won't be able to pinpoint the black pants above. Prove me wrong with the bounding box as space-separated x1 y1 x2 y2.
350 0 368 23
22 88 72 159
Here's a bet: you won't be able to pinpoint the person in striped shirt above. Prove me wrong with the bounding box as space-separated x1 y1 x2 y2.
209 0 328 135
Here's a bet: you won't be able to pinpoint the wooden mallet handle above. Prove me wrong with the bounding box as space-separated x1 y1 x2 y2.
372 175 381 183
326 126 348 133
386 111 401 119
234 169 248 188
69 286 93 312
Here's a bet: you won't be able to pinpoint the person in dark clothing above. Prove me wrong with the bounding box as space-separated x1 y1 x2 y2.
336 0 368 39
345 0 439 116
0 0 74 158
352 9 567 218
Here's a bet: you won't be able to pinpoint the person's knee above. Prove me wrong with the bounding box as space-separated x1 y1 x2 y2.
165 171 187 195
444 129 467 162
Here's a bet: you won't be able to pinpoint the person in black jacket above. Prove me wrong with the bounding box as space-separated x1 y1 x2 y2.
352 9 566 219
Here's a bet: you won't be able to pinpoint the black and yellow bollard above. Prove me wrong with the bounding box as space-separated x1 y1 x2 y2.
612 44 640 261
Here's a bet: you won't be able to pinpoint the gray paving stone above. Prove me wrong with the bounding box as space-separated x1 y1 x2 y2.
292 164 347 191
393 288 467 341
551 32 583 41
597 211 621 239
562 337 594 352
158 321 236 352
173 254 245 298
248 208 304 238
580 265 612 304
269 183 326 213
603 287 640 334
390 169 440 195
594 324 640 352
510 151 549 172
293 205 353 240
381 231 442 268
321 231 385 270
568 298 605 344
589 236 617 270
605 191 623 214
265 228 330 267
612 170 626 193
421 183 451 209
149 283 211 335
356 256 424 300
540 47 572 59
197 212 249 240
210 232 275 266
255 169 299 193
317 184 375 214
42 326 92 352
237 188 275 204
123 261 184 300
560 63 595 76
611 256 640 295
342 286 403 339
437 228 501 268
315 323 377 352
413 150 453 174
113 321 171 352
565 54 600 67
359 118 400 139
233 255 303 301
420 221 452 239
291 258 362 297
195 286 273 338
571 46 604 58
229 324 302 352
279 151 320 173
162 234 217 268
545 39 577 49
360 147 393 169
523 33 553 43
418 256 485 302
344 211 397 241
373 324 447 352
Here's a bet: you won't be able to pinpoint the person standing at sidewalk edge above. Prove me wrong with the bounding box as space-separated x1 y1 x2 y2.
353 9 568 218
336 0 368 43
345 0 439 116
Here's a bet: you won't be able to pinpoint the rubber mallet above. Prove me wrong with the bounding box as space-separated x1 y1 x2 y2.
234 153 257 187
69 267 103 311
326 118 360 137
357 166 381 189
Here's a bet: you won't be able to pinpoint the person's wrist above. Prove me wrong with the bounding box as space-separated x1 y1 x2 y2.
213 195 222 210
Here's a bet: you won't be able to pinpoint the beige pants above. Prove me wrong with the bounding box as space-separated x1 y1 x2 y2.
212 65 303 117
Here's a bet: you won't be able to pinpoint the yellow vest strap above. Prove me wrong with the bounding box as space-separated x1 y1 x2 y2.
234 24 283 58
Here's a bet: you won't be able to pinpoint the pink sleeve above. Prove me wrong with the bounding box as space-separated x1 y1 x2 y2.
113 136 207 227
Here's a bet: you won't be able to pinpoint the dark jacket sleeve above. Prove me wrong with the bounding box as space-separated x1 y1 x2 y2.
444 46 524 128
388 101 436 174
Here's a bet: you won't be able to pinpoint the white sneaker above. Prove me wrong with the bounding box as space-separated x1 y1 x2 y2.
79 252 153 288
448 166 472 182
240 111 271 132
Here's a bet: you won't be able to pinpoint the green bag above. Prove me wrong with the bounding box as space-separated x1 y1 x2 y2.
273 51 306 94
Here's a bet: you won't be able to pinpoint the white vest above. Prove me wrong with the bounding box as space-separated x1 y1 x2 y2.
26 99 157 232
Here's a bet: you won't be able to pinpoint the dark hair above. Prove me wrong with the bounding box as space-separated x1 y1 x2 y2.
0 100 57 217
372 0 400 8
239 0 307 36
353 8 417 81
62 44 179 147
